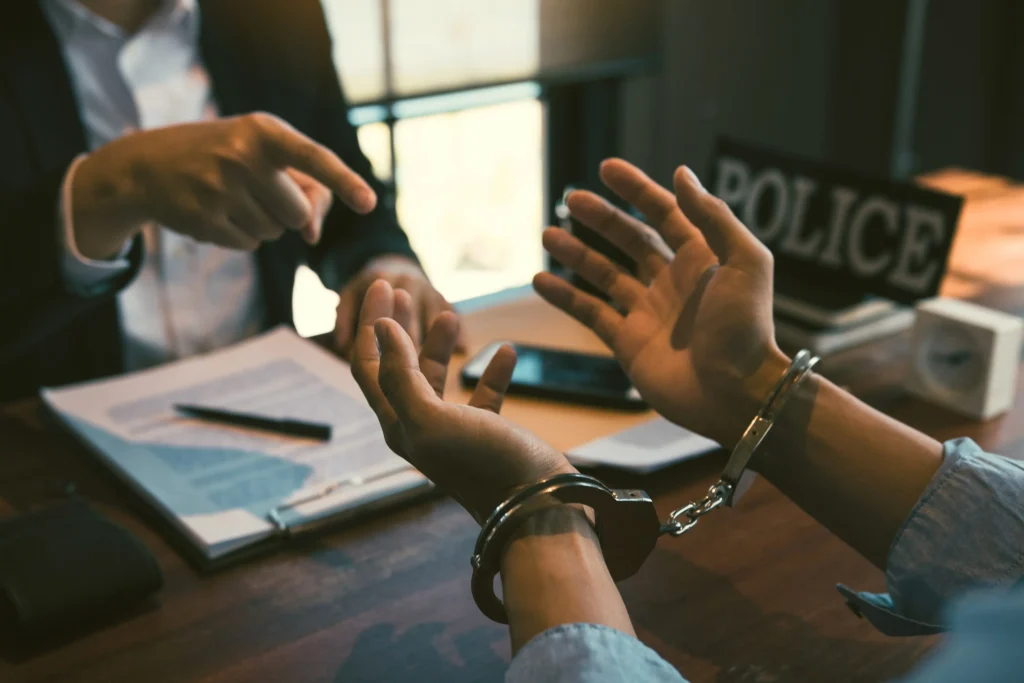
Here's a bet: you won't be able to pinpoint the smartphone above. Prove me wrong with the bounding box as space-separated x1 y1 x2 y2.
460 342 646 411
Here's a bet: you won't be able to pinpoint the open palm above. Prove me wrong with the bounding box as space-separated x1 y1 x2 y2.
351 280 574 523
534 160 788 446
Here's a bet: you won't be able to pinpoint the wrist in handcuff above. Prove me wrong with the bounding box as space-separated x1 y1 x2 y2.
501 504 600 573
747 369 821 475
470 349 820 624
471 475 660 624
505 503 595 545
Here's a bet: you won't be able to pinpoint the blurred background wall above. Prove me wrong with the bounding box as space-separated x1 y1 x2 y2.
620 0 1024 185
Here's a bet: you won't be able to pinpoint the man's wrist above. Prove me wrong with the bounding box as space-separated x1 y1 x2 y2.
71 148 147 260
499 503 633 650
504 504 597 550
747 357 822 475
714 346 792 447
750 370 827 475
501 505 601 579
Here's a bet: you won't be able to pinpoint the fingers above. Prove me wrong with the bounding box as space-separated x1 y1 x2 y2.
252 114 377 214
301 220 322 248
288 169 333 245
468 344 517 413
541 228 645 310
299 174 333 245
351 258 441 350
565 190 674 275
349 280 399 432
673 166 770 270
393 288 414 331
230 192 288 242
454 323 470 354
334 278 367 356
418 312 460 398
420 291 465 353
393 287 418 345
246 167 314 233
374 318 439 426
206 217 260 251
441 296 469 354
599 158 703 250
532 271 623 350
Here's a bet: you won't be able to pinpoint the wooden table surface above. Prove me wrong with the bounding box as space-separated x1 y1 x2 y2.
3 170 1023 683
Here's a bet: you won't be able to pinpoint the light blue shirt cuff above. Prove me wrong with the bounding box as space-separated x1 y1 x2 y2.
839 438 1024 636
506 623 686 683
58 154 134 296
893 588 1024 683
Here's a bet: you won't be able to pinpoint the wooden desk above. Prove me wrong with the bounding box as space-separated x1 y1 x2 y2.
3 171 1023 683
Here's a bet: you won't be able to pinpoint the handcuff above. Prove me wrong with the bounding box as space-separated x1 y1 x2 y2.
470 350 820 624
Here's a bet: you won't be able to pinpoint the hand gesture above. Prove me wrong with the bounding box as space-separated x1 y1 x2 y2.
534 160 789 446
334 256 465 357
350 280 574 522
72 112 375 259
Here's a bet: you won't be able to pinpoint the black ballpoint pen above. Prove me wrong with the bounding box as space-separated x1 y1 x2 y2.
174 404 332 441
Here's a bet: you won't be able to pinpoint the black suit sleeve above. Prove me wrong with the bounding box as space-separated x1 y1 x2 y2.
0 166 142 363
301 3 417 293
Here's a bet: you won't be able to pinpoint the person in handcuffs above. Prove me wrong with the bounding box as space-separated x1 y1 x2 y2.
350 158 1024 682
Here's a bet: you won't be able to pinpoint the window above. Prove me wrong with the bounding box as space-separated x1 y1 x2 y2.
293 1 547 336
391 88 544 303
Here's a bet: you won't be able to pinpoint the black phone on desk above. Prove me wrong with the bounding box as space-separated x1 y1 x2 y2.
460 342 646 411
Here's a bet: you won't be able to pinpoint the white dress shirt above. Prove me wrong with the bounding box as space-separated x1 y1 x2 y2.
42 0 266 371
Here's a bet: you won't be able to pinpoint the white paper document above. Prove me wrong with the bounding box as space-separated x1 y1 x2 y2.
568 417 720 473
41 327 428 560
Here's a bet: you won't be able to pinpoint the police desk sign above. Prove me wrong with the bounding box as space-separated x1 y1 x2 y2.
708 138 963 305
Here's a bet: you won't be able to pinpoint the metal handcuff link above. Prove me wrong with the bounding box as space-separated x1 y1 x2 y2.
471 350 820 624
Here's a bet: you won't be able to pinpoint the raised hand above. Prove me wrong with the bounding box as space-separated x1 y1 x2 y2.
534 159 789 446
350 280 574 522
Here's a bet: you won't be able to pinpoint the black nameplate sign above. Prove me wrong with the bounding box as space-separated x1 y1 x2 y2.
708 138 963 306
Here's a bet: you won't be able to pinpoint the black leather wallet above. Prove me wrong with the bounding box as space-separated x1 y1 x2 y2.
0 499 163 644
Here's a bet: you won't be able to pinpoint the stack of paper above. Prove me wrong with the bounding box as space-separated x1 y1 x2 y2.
568 417 720 473
41 328 430 564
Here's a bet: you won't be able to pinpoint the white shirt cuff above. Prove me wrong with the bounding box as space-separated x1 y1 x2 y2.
58 154 134 294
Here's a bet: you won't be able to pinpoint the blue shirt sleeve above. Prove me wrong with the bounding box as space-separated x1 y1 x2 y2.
506 624 686 683
894 587 1024 683
839 438 1024 636
505 438 1024 681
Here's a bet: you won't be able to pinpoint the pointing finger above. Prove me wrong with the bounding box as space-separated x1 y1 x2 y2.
255 113 377 214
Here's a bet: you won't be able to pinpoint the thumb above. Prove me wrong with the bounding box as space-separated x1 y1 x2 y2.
374 318 438 426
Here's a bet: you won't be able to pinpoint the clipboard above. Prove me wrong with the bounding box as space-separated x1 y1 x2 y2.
39 327 434 571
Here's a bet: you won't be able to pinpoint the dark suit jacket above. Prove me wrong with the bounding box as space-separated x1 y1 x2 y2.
0 0 415 400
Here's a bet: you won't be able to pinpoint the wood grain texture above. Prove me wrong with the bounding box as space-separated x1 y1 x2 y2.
2 170 1022 683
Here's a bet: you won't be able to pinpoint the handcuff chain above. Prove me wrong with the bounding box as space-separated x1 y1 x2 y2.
659 349 818 538
660 481 733 537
